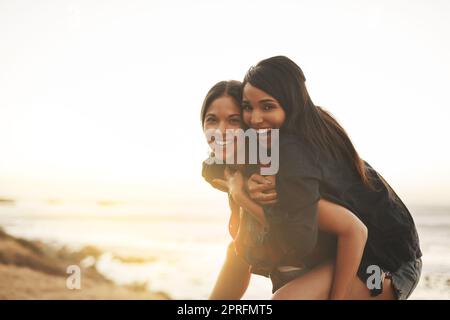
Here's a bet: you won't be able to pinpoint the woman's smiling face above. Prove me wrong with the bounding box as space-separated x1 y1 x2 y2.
203 95 242 161
242 83 286 147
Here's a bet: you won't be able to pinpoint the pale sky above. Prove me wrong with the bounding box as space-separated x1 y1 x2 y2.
1 0 449 212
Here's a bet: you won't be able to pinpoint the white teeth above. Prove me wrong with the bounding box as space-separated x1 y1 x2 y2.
215 140 233 146
257 128 271 134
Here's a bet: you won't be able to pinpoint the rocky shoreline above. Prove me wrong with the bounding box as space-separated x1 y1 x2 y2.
0 227 170 300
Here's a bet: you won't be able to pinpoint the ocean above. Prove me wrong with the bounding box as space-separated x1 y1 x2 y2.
0 201 448 299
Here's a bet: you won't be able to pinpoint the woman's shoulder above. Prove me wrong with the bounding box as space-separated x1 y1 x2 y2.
277 133 321 178
278 133 317 155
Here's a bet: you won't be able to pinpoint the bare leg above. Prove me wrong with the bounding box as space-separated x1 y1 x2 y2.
209 241 252 300
271 261 334 300
271 261 396 300
347 273 396 300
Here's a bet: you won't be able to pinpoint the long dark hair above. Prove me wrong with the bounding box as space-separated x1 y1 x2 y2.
243 56 374 188
200 80 243 126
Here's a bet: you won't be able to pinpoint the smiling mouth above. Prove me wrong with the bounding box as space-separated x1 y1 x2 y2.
208 138 234 146
215 140 233 146
256 128 272 136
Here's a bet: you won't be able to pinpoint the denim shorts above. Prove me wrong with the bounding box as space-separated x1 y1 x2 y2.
269 266 311 294
269 258 422 299
386 258 422 300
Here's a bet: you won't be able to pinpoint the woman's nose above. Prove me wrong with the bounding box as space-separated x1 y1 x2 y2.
251 111 263 127
218 122 228 138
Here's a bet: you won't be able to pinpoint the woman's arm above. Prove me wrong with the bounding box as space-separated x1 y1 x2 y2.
246 174 278 205
210 197 252 299
214 166 319 259
209 241 252 300
214 169 269 228
317 199 368 300
232 191 269 229
202 163 253 299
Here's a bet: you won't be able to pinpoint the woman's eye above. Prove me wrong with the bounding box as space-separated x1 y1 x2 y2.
242 105 252 111
206 118 216 123
263 105 274 111
230 118 241 124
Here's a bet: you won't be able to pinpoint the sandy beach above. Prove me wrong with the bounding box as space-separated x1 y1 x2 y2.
0 228 170 300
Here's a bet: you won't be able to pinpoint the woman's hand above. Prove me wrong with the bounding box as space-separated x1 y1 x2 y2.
210 180 229 193
225 168 245 202
247 173 278 205
212 168 245 203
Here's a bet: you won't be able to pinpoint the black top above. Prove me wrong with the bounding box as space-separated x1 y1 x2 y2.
202 158 337 276
265 133 422 283
201 133 421 292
